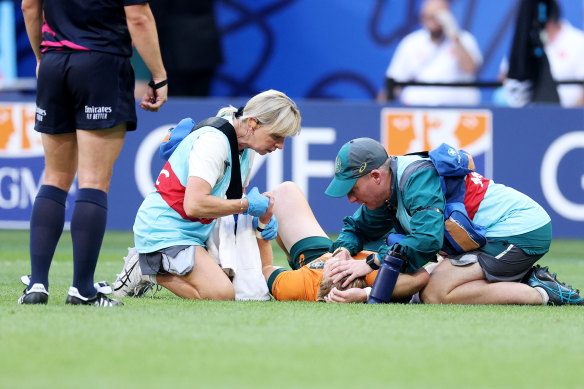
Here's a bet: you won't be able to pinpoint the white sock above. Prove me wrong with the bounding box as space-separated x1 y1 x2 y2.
534 287 549 305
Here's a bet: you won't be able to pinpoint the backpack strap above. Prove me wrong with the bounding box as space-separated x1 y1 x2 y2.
191 117 242 200
404 151 429 158
395 158 443 219
398 159 435 192
386 157 407 235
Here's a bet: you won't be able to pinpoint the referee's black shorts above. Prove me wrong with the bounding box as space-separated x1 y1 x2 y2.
35 51 137 134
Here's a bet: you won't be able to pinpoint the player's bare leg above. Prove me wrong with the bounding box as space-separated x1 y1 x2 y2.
271 181 329 253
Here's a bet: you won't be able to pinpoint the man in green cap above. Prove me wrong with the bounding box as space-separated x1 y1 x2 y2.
325 137 444 276
322 137 583 306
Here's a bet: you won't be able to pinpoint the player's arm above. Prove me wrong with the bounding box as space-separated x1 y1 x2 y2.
392 267 430 299
259 240 284 285
256 196 281 281
21 0 43 64
325 267 430 303
124 2 167 110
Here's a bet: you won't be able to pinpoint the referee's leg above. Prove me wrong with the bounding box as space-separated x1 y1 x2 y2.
26 133 77 292
71 124 126 298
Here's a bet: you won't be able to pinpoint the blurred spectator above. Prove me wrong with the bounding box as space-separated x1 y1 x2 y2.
380 0 482 106
500 0 584 107
543 2 584 106
149 0 222 97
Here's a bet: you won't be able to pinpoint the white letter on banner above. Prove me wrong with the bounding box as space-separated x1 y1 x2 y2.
248 148 283 191
267 150 283 191
292 128 336 198
19 168 41 208
135 125 173 197
541 131 584 221
0 167 19 208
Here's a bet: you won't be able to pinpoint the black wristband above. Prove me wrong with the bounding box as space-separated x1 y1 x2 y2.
366 253 379 270
148 79 168 90
256 220 267 232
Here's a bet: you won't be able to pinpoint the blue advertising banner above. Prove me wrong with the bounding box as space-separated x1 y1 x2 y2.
492 107 584 237
13 0 583 103
1 99 583 238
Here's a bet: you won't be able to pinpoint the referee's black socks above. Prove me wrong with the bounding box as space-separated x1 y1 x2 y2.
71 188 108 298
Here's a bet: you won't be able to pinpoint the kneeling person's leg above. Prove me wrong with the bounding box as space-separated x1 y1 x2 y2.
422 247 543 305
159 246 234 300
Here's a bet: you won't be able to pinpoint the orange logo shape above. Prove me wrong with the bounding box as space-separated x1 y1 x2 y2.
380 108 492 156
0 103 43 157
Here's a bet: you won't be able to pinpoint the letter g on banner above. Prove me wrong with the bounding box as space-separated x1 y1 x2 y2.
541 131 584 221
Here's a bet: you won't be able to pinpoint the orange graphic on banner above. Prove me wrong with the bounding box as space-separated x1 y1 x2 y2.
385 112 415 155
455 113 487 147
0 106 15 149
21 107 35 149
382 109 490 155
0 103 42 157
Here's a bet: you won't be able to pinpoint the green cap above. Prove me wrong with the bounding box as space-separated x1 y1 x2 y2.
325 138 389 197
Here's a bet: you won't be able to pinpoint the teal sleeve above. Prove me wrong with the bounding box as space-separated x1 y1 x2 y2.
399 168 445 273
331 205 394 255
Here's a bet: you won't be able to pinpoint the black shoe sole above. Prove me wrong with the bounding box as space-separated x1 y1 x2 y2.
19 292 48 305
66 293 123 307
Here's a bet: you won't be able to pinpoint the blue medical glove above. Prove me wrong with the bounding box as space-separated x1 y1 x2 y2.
253 215 278 240
244 187 269 216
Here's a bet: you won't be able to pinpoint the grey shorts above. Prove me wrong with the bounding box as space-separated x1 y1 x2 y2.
449 242 544 282
139 245 196 276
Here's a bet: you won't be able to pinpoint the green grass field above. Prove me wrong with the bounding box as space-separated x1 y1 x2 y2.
1 230 583 389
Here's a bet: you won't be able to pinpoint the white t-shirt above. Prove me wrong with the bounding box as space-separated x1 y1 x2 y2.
188 118 254 189
386 29 483 106
545 21 584 107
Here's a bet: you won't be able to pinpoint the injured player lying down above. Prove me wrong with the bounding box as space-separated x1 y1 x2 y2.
261 181 430 303
113 181 430 302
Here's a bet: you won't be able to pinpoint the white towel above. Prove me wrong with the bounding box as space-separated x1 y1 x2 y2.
207 214 237 273
207 214 270 301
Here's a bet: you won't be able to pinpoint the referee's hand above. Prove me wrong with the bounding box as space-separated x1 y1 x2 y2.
139 82 168 112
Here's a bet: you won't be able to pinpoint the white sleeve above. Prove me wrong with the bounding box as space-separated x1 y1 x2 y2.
386 36 413 80
188 131 229 188
575 34 584 78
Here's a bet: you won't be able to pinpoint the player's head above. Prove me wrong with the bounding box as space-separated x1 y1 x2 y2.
217 89 302 155
317 256 369 301
326 137 391 209
316 272 368 302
